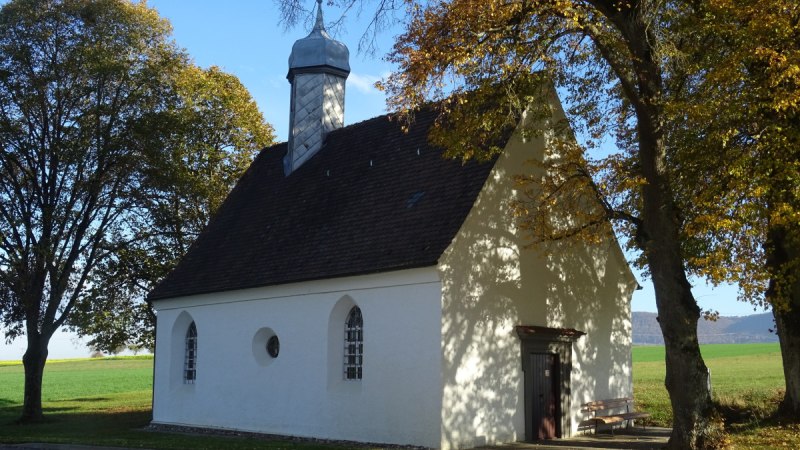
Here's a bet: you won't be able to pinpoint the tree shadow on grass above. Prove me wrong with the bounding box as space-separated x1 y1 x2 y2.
0 398 110 422
0 409 346 449
715 389 786 430
0 402 22 421
53 397 111 403
515 428 671 450
0 409 152 444
42 406 80 413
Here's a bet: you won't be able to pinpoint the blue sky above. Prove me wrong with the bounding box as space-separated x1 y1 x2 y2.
0 0 766 360
146 0 398 140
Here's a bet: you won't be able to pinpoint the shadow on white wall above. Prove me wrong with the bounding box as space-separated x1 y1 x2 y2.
438 122 634 448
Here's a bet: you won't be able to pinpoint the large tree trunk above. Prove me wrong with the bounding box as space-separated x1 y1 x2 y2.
767 225 800 418
634 83 722 448
651 264 719 448
775 306 800 417
642 199 720 449
20 331 50 423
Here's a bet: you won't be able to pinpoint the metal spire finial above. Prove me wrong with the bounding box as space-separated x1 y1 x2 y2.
313 0 325 32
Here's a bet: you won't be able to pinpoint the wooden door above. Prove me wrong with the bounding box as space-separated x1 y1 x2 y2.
529 353 559 439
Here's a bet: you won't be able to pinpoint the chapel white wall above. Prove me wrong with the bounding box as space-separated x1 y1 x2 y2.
151 267 443 448
437 91 637 449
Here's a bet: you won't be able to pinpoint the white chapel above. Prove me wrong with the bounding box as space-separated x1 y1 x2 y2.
148 2 637 448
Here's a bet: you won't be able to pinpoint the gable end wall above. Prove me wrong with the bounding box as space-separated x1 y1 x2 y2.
437 91 637 449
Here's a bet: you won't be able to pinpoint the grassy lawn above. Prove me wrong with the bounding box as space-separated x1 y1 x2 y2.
0 356 342 449
633 343 800 448
1 345 798 448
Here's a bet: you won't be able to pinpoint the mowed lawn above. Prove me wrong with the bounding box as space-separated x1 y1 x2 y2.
633 343 785 425
0 356 331 449
0 345 798 448
634 343 800 448
0 356 154 447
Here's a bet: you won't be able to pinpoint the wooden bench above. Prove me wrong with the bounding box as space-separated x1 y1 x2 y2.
579 397 651 434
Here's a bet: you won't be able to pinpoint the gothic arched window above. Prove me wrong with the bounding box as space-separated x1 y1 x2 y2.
184 322 197 384
344 306 363 380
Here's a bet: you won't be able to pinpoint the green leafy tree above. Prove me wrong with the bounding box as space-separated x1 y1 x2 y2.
0 0 272 422
0 0 181 421
70 65 275 353
667 0 800 417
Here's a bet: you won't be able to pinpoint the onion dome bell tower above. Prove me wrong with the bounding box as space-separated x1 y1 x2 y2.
284 0 350 175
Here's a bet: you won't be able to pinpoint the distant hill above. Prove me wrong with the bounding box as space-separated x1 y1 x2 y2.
633 311 778 345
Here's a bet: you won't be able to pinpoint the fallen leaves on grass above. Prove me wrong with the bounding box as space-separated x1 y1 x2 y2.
730 421 800 448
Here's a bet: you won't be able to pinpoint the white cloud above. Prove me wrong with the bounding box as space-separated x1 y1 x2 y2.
348 72 383 95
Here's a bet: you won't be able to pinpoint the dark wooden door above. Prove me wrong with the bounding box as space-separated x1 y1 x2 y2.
529 353 559 439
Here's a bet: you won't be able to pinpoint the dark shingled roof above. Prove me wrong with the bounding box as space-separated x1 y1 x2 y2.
148 109 500 301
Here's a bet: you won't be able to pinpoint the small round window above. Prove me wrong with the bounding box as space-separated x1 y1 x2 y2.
266 335 280 358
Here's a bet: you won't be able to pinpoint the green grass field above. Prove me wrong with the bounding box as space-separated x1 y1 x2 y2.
0 356 153 402
0 356 333 449
633 343 800 448
0 344 798 448
633 343 785 424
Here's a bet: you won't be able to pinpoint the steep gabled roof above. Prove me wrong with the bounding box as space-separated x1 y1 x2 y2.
148 109 500 301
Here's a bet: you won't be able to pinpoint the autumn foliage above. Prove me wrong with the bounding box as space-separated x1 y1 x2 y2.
375 0 800 446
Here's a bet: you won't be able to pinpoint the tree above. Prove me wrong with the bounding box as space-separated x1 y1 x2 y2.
667 0 800 417
69 65 275 353
0 0 181 422
372 1 727 448
0 0 272 422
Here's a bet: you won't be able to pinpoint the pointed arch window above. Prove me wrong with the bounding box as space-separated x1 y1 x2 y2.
184 322 197 384
344 306 363 380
